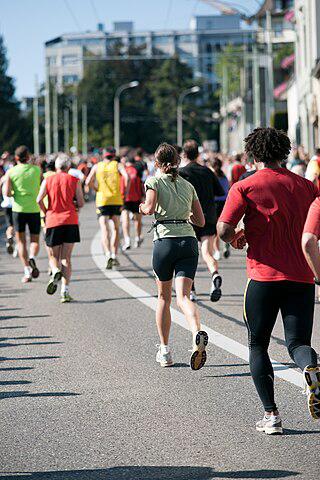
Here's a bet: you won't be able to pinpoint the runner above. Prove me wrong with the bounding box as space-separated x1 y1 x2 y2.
179 140 225 303
217 127 320 433
121 157 145 251
1 172 15 254
210 157 230 259
140 142 208 370
37 154 84 303
85 146 129 269
4 146 41 283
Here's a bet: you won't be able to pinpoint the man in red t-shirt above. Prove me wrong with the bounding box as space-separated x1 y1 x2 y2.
217 127 320 432
37 154 84 303
121 157 145 250
230 153 246 185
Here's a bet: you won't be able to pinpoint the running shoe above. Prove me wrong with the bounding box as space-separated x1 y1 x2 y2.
29 258 40 279
21 274 32 284
256 414 283 435
156 345 173 367
46 270 62 295
223 243 231 259
6 237 14 255
303 366 320 419
122 240 131 252
210 273 222 302
12 246 18 258
106 257 113 270
190 290 198 302
61 292 73 303
190 330 208 371
213 250 221 261
134 237 144 248
112 258 120 267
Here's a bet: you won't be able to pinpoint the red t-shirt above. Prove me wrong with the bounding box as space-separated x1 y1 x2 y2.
219 167 319 283
231 163 246 184
304 197 320 238
120 165 144 202
45 172 79 228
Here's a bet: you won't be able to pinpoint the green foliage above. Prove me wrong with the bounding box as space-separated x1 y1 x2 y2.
215 44 243 100
273 43 294 69
0 35 31 151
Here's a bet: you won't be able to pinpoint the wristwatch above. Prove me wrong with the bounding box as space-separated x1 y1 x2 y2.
314 278 320 285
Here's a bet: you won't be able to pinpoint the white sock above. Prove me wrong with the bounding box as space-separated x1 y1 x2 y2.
160 344 170 354
111 252 116 259
29 256 35 261
105 251 111 259
124 236 130 244
52 267 60 276
61 284 69 295
24 266 31 276
135 236 140 242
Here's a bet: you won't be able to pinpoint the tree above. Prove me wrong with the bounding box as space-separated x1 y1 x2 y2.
214 44 243 100
0 35 30 151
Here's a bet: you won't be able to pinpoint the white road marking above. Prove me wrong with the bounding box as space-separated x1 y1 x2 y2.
91 232 304 389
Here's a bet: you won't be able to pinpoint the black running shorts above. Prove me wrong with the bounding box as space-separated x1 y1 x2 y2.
5 207 13 227
45 224 80 247
193 222 217 241
12 212 41 235
123 201 140 214
97 205 122 217
152 236 199 282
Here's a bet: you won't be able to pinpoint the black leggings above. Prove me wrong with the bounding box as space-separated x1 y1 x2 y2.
244 280 317 412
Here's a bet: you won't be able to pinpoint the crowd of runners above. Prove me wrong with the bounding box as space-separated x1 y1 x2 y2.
1 127 320 434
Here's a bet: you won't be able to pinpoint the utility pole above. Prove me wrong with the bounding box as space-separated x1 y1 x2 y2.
64 108 69 153
33 75 40 156
52 82 59 153
44 66 51 155
82 104 88 157
72 95 78 153
221 62 228 153
266 10 275 126
253 43 261 128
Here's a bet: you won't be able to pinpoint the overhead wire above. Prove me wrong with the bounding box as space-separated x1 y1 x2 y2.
63 0 82 31
89 0 100 23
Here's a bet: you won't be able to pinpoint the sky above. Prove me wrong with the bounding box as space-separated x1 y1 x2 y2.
0 0 262 99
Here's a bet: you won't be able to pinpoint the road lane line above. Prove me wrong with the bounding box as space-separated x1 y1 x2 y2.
91 232 304 389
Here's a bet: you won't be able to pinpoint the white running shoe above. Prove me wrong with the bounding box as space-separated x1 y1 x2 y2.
134 237 144 248
303 366 320 419
122 240 131 252
210 273 222 302
190 330 208 370
156 345 173 367
256 414 283 435
190 290 198 303
213 250 221 261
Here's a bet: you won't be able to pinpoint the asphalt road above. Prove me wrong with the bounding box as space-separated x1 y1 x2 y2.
0 202 320 480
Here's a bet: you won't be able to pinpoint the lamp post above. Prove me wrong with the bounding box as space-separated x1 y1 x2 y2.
177 86 200 146
114 81 139 153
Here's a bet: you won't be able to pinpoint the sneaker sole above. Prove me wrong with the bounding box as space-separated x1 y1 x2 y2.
190 331 208 371
304 368 320 419
6 245 14 255
46 271 62 295
106 258 113 270
210 275 222 302
159 361 174 367
256 426 283 435
29 259 40 279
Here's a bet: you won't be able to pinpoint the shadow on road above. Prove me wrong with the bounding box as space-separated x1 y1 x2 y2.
0 390 80 400
0 467 299 479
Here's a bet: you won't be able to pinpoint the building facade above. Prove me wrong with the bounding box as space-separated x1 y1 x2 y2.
288 0 320 152
45 15 254 91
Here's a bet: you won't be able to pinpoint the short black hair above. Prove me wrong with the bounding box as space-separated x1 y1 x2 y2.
15 145 29 163
173 144 182 155
315 147 320 156
244 127 291 164
183 139 199 161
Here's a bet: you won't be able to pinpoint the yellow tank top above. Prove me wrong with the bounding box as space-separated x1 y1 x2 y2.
96 160 123 207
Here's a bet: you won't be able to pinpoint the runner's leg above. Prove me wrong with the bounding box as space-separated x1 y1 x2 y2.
110 215 120 257
175 277 200 332
121 209 131 250
200 235 217 273
99 215 111 256
244 280 280 413
16 231 29 267
29 234 40 259
156 279 172 345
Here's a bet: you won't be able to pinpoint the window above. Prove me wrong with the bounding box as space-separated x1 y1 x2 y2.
46 56 56 66
63 75 79 85
178 35 192 43
62 55 79 65
154 35 171 45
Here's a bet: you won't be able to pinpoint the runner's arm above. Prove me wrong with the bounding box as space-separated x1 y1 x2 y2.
4 174 12 197
75 181 85 209
302 233 320 280
118 164 131 195
190 199 205 227
37 180 48 215
140 188 156 215
85 164 98 191
217 183 247 248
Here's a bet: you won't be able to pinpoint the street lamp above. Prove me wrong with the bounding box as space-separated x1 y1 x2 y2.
177 86 200 146
114 81 139 153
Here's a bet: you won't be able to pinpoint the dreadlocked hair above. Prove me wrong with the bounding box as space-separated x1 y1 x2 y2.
155 142 180 182
244 127 291 165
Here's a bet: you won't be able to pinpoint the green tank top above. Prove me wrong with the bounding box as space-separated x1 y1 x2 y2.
9 163 41 213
